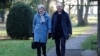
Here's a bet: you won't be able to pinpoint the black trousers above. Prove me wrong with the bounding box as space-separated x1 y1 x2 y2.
36 42 46 56
54 35 66 56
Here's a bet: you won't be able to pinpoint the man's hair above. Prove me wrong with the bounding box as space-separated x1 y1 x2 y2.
56 2 63 6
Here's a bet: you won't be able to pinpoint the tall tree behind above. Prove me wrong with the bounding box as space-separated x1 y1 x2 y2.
29 0 41 16
84 0 91 25
46 0 51 12
62 0 65 9
40 0 43 4
0 0 11 23
77 0 85 26
39 0 51 13
98 0 100 55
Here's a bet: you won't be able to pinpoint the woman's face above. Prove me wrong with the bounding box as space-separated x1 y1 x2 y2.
38 8 45 14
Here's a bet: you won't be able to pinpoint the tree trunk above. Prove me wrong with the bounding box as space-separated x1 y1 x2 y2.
0 9 5 23
77 0 85 26
84 0 91 25
77 8 85 26
62 0 64 9
46 0 50 13
40 0 43 4
98 0 100 55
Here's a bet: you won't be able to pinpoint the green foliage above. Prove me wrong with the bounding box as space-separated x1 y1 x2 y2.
6 2 33 40
0 0 12 9
82 34 97 50
29 0 39 10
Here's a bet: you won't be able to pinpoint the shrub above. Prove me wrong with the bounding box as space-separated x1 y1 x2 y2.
6 2 34 40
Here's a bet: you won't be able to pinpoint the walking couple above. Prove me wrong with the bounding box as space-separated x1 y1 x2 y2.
32 2 72 56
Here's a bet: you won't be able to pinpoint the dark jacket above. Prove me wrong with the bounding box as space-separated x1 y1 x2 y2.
51 10 72 39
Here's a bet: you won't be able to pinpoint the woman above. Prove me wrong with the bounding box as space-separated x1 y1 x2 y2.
32 4 51 56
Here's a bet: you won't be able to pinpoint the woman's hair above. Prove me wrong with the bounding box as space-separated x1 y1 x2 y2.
37 4 45 10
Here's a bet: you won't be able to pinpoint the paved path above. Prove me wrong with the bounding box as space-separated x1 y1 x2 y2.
47 26 97 56
66 26 97 49
0 23 8 40
0 23 6 31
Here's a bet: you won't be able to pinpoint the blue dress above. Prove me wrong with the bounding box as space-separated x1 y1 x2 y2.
33 12 51 43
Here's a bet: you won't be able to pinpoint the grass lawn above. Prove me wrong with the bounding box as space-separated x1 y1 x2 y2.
72 26 90 37
82 34 97 50
0 31 7 36
0 39 54 56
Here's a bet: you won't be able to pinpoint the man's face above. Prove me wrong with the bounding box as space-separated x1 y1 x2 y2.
38 8 45 14
56 5 63 12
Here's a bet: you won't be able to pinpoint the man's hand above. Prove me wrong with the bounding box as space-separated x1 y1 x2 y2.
65 34 72 40
69 34 72 37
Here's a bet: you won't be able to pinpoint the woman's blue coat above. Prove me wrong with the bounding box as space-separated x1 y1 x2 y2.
33 12 51 43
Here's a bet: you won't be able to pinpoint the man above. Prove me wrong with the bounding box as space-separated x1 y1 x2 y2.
51 2 72 56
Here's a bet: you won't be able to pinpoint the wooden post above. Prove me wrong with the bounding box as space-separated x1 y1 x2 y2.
98 0 100 55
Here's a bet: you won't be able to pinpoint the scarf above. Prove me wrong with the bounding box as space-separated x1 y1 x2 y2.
40 13 45 24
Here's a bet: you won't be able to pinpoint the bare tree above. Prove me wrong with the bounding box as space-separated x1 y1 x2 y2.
84 0 91 25
38 0 51 13
40 0 43 4
46 0 51 12
62 0 65 9
77 0 85 26
98 0 100 55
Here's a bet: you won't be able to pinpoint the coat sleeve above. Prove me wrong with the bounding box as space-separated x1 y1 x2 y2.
66 13 72 34
47 15 51 33
51 14 55 37
32 15 36 33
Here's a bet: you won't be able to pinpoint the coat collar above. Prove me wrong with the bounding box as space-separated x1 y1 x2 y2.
54 10 66 15
53 10 66 24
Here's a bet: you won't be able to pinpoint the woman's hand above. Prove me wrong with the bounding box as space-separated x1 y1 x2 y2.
32 33 34 39
48 33 51 39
